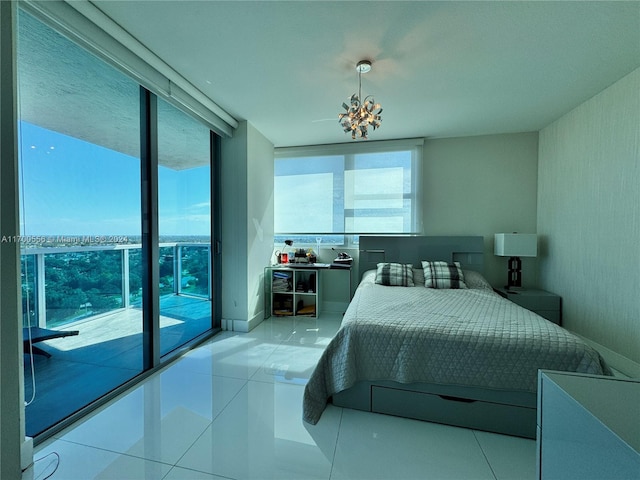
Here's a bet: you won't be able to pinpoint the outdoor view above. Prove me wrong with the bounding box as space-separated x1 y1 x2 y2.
17 9 213 437
18 120 211 331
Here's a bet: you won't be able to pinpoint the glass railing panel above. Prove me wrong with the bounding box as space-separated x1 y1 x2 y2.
159 246 176 296
20 243 211 327
179 245 210 297
127 247 143 305
21 254 37 328
127 245 176 307
43 250 124 328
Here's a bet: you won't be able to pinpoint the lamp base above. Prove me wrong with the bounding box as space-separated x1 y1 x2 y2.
506 256 522 289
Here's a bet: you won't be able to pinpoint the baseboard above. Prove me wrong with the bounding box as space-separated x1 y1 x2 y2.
576 334 640 379
21 436 33 472
223 311 264 333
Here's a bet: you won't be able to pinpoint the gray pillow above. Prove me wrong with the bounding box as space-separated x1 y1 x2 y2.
463 270 492 290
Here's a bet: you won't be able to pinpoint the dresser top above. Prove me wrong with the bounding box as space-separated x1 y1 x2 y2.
541 371 640 452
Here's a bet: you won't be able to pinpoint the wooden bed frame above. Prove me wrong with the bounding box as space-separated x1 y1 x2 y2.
332 235 537 438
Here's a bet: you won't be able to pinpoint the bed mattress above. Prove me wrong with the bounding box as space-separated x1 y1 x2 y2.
303 271 610 424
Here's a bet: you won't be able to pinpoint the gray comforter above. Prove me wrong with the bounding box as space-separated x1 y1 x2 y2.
303 271 610 424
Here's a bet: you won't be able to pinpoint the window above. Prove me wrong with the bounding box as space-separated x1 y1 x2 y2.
274 139 423 245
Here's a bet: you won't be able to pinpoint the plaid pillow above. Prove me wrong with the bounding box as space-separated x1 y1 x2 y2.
421 261 468 289
375 263 415 287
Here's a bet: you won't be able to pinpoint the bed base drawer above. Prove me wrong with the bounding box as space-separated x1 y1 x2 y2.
371 386 536 438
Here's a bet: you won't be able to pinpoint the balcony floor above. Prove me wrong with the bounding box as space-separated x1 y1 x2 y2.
24 294 212 437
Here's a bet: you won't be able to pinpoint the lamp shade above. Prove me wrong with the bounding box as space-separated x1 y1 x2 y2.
494 233 537 257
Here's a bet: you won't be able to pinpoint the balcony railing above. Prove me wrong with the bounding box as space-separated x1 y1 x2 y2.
21 242 211 329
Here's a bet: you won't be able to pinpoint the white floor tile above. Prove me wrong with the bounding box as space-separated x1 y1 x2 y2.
282 315 343 346
28 440 172 480
157 362 246 420
58 370 244 464
331 409 495 480
178 335 280 380
250 342 327 385
242 317 297 342
474 430 537 480
163 465 229 479
177 381 341 479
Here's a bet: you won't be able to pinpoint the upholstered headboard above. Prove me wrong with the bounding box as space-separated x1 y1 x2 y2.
358 236 485 281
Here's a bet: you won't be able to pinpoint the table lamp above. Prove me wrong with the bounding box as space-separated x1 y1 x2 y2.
494 233 537 289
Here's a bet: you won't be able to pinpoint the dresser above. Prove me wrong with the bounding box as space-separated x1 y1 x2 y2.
537 370 640 479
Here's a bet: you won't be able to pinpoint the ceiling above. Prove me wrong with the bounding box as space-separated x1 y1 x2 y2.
91 1 639 148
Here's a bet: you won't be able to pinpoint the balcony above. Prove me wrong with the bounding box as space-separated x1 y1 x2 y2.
21 242 213 437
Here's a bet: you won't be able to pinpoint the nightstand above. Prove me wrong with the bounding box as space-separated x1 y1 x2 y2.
494 287 562 325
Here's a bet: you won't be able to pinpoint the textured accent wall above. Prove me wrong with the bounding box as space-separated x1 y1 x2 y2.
538 68 640 364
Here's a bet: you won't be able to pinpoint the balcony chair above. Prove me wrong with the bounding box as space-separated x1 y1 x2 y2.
23 326 79 358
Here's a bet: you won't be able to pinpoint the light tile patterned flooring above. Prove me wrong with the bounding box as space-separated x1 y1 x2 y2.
27 313 536 480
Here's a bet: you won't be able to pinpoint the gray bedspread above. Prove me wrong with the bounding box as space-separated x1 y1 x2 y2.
303 271 611 425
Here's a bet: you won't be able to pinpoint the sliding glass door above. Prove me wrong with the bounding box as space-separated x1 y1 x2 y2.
17 9 218 438
17 10 144 436
157 99 212 356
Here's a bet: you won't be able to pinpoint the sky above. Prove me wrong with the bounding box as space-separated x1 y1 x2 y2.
19 121 211 240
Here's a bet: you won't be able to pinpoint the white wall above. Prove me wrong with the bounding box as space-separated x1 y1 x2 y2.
246 123 275 323
423 132 540 287
221 122 248 327
221 121 274 332
537 67 640 368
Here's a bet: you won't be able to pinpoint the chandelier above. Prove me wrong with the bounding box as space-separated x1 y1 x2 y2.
338 60 383 140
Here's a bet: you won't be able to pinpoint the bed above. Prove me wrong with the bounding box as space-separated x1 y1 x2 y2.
302 236 611 438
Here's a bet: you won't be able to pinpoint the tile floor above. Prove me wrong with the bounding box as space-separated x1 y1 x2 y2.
26 313 536 480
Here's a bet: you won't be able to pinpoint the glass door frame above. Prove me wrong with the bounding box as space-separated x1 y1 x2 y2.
141 87 222 369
